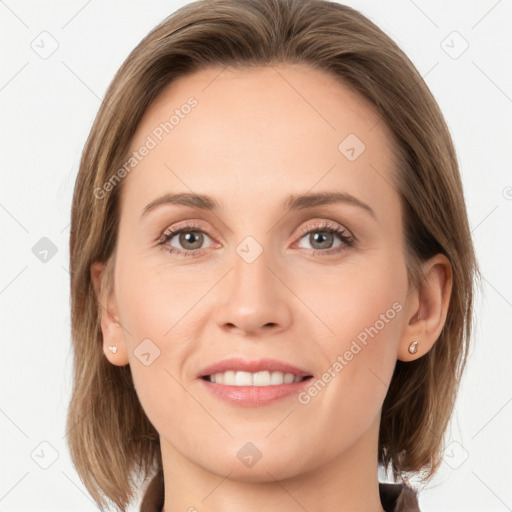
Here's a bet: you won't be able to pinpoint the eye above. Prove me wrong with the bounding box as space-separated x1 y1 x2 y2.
295 220 355 256
157 220 355 258
158 222 213 257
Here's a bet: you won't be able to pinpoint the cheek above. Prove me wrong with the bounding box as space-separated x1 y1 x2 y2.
113 260 187 400
304 254 406 354
300 257 406 421
117 272 201 377
116 250 206 347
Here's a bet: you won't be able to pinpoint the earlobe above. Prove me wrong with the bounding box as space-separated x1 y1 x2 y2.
90 260 130 366
407 340 419 355
104 342 130 367
398 254 453 362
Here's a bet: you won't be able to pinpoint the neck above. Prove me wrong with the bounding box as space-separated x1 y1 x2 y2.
160 414 386 512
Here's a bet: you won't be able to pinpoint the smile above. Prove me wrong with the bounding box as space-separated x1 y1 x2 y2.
202 370 310 386
197 358 314 407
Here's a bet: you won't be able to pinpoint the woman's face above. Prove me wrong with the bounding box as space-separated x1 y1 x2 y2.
104 64 415 480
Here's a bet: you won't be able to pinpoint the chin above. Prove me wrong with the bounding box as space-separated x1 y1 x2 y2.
198 442 314 483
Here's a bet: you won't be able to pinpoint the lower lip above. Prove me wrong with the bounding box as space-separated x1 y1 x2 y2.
199 377 312 407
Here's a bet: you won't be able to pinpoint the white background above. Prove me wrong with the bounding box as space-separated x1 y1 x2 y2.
1 1 511 511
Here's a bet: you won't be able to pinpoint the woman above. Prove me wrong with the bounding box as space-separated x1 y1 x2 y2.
66 1 481 511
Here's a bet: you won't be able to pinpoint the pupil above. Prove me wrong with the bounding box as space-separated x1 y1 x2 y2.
180 231 202 249
312 232 332 249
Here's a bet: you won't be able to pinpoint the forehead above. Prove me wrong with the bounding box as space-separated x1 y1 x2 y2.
121 64 399 223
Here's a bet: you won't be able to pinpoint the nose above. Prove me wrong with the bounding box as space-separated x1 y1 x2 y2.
214 247 292 338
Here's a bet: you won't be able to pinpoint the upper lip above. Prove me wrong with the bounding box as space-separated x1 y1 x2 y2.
197 357 312 378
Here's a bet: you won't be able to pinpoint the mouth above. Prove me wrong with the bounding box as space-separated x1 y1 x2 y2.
201 371 313 386
197 358 314 406
197 357 313 383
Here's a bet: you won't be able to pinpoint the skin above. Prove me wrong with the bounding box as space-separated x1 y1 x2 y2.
91 64 452 512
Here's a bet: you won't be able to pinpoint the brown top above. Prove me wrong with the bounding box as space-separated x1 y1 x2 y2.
139 469 421 512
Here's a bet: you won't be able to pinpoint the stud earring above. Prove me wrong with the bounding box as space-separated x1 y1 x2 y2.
108 345 118 354
408 341 418 354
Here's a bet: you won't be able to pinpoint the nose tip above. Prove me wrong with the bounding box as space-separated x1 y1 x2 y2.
214 257 292 337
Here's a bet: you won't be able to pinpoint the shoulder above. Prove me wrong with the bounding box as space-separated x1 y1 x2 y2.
379 481 421 512
140 469 164 512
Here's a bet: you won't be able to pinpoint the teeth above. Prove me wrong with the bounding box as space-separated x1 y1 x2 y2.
235 371 253 386
208 371 305 386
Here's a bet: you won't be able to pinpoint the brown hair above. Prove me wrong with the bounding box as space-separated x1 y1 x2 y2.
67 0 481 509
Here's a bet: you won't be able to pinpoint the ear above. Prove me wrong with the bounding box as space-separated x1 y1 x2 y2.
398 253 453 361
90 260 129 366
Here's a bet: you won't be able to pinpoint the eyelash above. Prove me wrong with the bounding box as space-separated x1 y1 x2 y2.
157 220 355 258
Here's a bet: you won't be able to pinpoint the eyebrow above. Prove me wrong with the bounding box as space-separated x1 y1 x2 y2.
141 191 376 219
